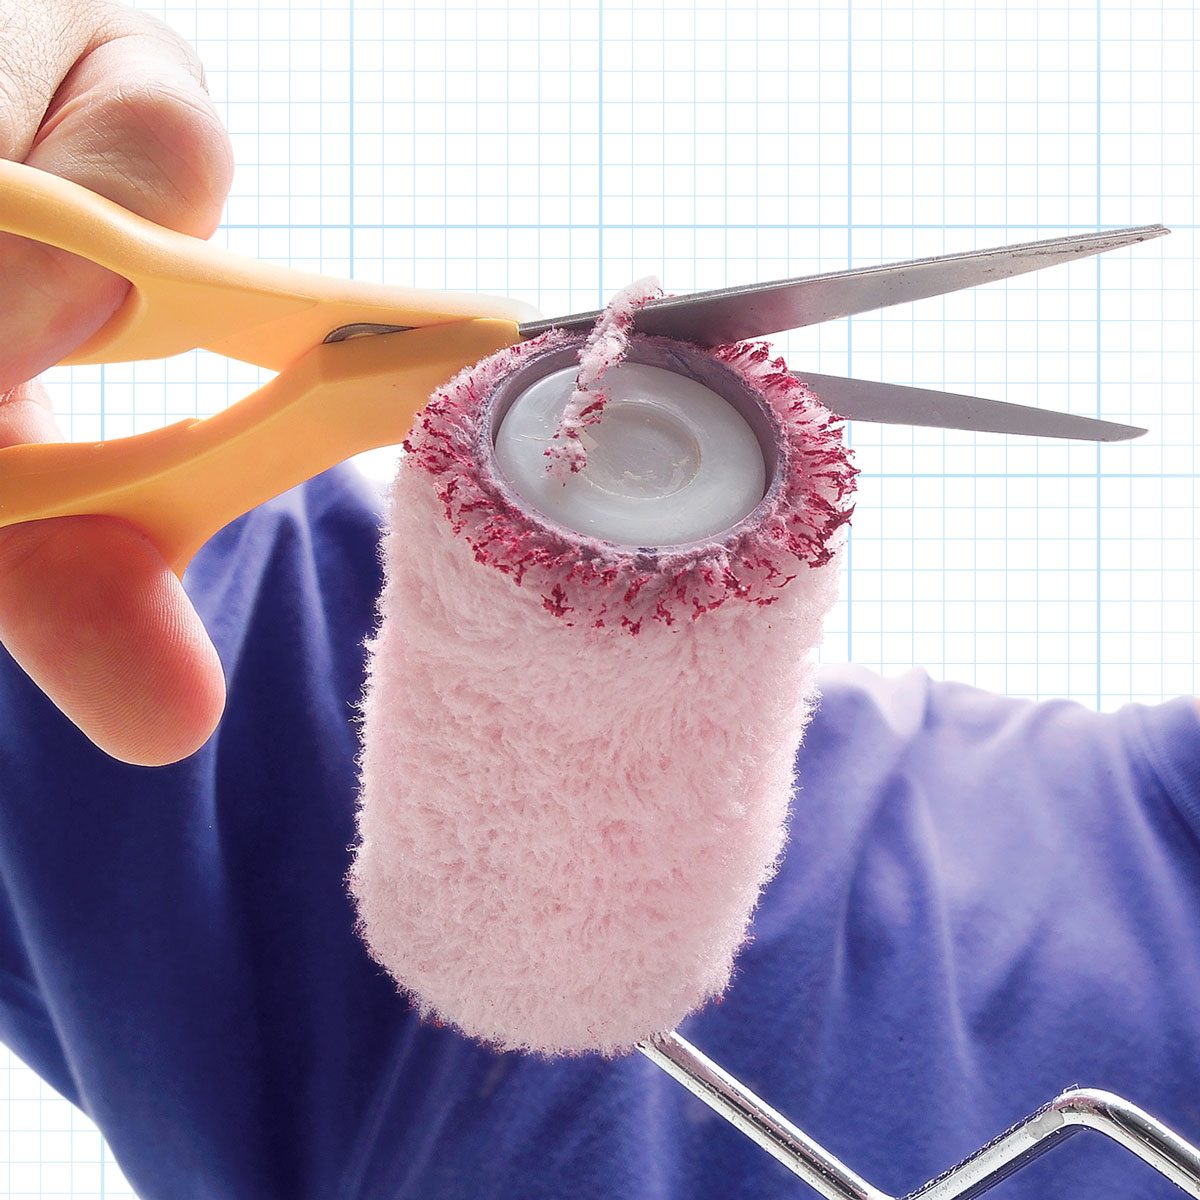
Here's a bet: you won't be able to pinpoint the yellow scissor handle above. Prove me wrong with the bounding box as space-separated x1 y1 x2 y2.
0 319 522 575
0 158 537 369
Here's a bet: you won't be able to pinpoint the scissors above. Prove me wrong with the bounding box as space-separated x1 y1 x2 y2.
0 159 1168 575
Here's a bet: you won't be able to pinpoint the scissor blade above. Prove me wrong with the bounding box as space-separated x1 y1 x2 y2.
801 372 1147 441
521 225 1169 346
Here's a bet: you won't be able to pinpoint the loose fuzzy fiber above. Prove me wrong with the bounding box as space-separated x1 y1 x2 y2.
348 309 856 1059
543 275 663 479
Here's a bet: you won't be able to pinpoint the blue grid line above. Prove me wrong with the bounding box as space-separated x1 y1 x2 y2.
1096 0 1103 707
597 0 604 306
845 0 854 663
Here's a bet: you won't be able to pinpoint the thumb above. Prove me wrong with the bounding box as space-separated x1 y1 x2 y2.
0 390 227 767
0 379 226 763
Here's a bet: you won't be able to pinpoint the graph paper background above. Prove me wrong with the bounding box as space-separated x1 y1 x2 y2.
0 0 1196 1193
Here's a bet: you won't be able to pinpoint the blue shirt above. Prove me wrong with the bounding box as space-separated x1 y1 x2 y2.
0 463 1198 1200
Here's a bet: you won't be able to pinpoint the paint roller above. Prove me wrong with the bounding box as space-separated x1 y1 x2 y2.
348 278 857 1058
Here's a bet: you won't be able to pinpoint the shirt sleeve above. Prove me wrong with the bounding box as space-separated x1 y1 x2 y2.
771 663 1200 1199
1116 693 1200 847
0 647 87 1107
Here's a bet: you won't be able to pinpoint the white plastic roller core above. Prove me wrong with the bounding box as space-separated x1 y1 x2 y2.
493 362 767 547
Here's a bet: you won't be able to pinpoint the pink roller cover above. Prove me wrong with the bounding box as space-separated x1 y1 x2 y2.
349 290 857 1058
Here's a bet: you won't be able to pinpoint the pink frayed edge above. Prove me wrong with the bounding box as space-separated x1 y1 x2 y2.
402 328 858 634
543 276 665 480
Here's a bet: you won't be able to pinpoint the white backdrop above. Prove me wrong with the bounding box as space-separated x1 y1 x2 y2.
1 0 1197 1193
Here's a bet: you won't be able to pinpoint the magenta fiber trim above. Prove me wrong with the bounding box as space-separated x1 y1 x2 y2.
402 324 857 634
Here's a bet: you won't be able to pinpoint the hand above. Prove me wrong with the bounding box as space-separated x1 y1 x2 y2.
0 0 234 765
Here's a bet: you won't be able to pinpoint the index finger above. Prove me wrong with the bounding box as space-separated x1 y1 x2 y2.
0 0 233 393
